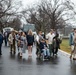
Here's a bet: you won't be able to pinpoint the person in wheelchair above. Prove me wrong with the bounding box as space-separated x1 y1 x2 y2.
40 39 50 59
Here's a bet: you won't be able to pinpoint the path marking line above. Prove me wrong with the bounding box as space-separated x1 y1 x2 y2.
59 49 70 57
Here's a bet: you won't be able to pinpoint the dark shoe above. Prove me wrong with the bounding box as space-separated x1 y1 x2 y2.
20 54 22 59
18 52 20 58
0 53 2 55
10 52 12 54
47 56 50 59
5 45 7 46
14 51 16 54
44 56 47 59
73 58 76 60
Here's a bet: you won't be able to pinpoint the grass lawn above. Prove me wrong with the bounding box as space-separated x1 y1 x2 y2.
60 39 71 54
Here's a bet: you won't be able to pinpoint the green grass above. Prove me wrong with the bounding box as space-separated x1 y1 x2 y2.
60 39 71 54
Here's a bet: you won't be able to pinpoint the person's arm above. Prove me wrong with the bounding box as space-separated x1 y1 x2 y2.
69 33 72 46
8 34 11 42
26 35 28 42
8 34 12 44
33 35 34 42
36 35 39 43
2 35 4 43
46 34 49 44
24 37 27 45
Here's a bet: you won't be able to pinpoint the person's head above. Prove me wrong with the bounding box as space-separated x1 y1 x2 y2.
38 31 42 35
53 29 56 33
41 38 45 43
74 29 76 33
50 29 54 34
11 30 15 35
28 29 33 35
18 30 22 35
22 32 26 37
71 29 74 32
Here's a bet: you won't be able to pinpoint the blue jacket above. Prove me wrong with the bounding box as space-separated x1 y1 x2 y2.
40 42 47 50
69 32 74 46
0 34 3 44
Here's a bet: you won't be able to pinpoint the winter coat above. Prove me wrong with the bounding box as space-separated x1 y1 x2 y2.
0 34 3 44
8 33 16 45
69 32 74 46
27 35 34 44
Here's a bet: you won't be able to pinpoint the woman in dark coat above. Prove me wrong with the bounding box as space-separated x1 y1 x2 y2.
52 32 60 56
27 29 34 56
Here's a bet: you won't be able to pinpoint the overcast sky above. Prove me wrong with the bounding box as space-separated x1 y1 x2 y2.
21 0 76 7
22 0 39 8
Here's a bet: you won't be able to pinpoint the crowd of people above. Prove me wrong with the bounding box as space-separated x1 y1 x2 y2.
0 29 62 60
8 29 34 58
1 28 76 60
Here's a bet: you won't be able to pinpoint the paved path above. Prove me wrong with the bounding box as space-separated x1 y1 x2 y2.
0 45 76 75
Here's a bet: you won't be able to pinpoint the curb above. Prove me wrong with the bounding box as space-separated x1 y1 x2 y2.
59 49 70 57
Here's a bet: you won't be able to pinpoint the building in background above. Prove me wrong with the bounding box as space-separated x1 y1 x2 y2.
58 25 76 38
3 27 14 34
22 23 35 32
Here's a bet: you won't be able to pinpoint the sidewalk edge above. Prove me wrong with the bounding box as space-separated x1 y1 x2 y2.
59 49 70 56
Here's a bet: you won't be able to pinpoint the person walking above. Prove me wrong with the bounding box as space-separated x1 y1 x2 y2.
52 32 60 56
0 32 3 55
27 29 34 57
8 30 16 54
4 32 8 46
16 31 22 52
22 32 27 53
36 31 44 57
70 29 76 60
69 29 74 59
18 32 27 57
46 29 55 56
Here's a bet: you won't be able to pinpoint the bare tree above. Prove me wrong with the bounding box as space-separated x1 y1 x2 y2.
8 17 22 30
22 0 75 33
0 0 22 30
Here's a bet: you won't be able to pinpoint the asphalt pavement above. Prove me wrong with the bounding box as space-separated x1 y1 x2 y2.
0 44 76 75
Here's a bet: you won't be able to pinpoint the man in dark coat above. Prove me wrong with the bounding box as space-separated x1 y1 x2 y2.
0 32 3 55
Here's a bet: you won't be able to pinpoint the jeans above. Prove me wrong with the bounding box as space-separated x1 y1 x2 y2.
42 49 50 56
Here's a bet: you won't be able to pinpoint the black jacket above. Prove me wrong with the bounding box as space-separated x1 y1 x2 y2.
27 35 34 44
0 34 3 44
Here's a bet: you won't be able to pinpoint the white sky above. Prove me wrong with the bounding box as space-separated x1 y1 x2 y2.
21 0 76 7
22 0 39 8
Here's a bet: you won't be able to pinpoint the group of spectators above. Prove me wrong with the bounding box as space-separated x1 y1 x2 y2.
36 29 61 59
1 28 76 60
0 29 34 57
8 29 34 57
0 29 62 60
